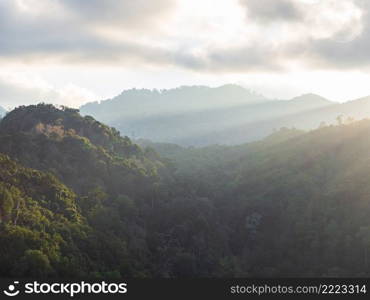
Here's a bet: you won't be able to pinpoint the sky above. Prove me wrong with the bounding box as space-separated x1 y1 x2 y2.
1 0 370 108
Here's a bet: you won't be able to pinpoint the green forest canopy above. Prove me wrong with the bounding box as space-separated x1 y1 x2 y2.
1 103 370 277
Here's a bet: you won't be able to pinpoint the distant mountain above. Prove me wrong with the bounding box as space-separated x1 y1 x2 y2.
81 86 334 145
0 106 6 118
218 95 370 145
292 95 370 126
288 93 331 105
81 85 266 124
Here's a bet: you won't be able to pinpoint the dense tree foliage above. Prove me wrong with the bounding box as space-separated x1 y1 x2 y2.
1 104 370 277
140 122 370 276
0 153 88 277
0 104 161 196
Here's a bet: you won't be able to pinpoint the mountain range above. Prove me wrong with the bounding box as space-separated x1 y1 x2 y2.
79 85 370 146
0 106 6 118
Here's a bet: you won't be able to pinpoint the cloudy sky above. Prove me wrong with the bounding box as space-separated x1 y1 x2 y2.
1 0 370 108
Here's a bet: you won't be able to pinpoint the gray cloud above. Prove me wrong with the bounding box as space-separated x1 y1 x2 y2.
239 0 303 23
235 0 370 71
0 0 175 64
304 1 370 70
173 45 287 72
307 36 370 70
61 0 174 28
203 0 368 72
0 0 369 73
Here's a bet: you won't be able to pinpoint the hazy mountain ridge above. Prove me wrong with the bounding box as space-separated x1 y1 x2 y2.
247 95 370 136
0 106 6 117
80 85 335 145
81 84 266 123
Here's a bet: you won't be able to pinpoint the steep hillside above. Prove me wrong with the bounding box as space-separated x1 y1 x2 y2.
225 120 370 276
0 104 234 278
0 104 171 278
0 104 162 196
0 153 91 277
147 120 370 276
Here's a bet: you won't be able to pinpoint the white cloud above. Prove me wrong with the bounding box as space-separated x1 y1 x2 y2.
0 72 98 109
0 0 367 73
1 0 370 107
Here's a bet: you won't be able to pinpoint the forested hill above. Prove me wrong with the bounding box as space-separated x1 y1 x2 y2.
0 104 167 277
0 104 163 196
141 120 370 276
2 104 370 277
